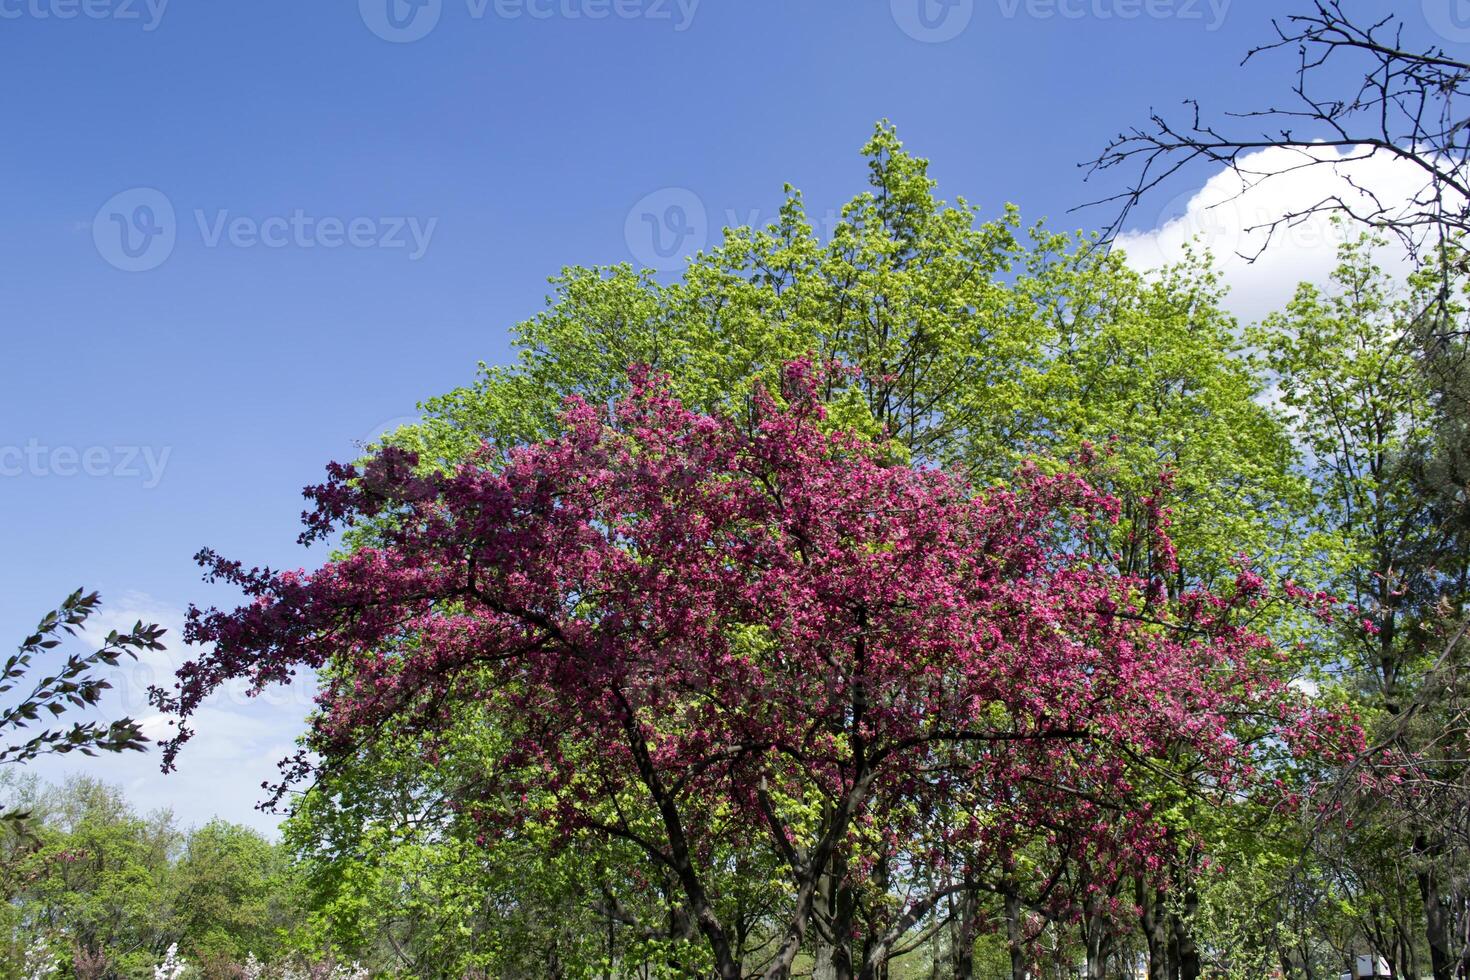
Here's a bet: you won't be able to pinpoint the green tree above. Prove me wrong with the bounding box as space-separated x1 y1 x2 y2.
4 777 309 979
276 124 1316 977
17 777 181 978
1251 235 1470 979
173 820 301 965
1253 236 1442 716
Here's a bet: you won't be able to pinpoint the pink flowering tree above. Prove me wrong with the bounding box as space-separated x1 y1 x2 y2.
153 364 1353 980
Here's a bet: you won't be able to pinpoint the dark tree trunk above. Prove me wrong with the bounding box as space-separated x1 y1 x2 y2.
814 867 838 980
1169 860 1200 980
1084 923 1109 980
1083 903 1113 980
1006 888 1027 980
1138 877 1169 980
1416 834 1453 980
829 854 856 980
952 885 979 980
1173 907 1200 980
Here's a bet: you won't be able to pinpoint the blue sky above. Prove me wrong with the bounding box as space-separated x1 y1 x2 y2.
2 1 1462 832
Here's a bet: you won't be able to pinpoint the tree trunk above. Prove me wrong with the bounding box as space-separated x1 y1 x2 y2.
1170 860 1200 980
814 944 836 980
1415 834 1453 980
1172 906 1199 980
813 859 839 980
1083 905 1112 980
829 859 857 980
1006 889 1027 980
952 885 979 980
1138 878 1169 980
1085 924 1107 980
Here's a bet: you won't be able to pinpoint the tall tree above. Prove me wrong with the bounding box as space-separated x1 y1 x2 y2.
1253 237 1470 978
155 366 1356 980
288 124 1316 975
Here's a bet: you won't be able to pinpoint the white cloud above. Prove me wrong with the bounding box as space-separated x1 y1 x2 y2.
21 591 314 836
1112 144 1433 323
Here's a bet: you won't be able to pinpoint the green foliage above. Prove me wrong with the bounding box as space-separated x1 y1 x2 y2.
2 776 301 979
386 126 1303 597
173 820 302 964
20 778 179 976
308 124 1318 975
280 676 781 977
1 590 164 775
1244 233 1470 977
1252 234 1442 692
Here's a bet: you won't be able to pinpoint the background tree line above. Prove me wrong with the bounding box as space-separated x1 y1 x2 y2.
1 773 303 978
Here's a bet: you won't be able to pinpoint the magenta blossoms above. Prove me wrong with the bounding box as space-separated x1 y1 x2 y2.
153 364 1354 980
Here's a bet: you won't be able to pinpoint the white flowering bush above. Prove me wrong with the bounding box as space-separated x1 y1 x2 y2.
240 952 370 980
20 935 58 980
153 943 189 980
